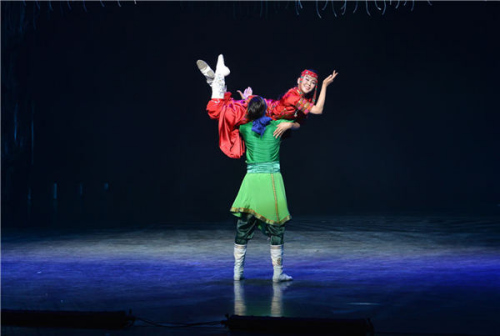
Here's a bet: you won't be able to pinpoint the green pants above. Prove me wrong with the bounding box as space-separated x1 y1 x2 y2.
235 212 285 245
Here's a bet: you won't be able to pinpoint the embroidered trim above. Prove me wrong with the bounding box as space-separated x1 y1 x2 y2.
230 207 291 225
270 174 280 222
296 98 313 114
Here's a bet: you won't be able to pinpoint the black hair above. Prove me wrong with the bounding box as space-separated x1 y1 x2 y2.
246 96 267 121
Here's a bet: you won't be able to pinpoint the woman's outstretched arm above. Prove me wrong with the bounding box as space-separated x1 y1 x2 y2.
309 70 339 115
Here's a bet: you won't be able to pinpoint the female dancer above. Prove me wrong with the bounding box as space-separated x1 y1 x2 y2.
197 54 338 158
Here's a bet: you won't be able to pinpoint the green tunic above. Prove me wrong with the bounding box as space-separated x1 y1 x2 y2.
230 120 291 225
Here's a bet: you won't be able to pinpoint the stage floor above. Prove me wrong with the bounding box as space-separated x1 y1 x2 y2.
2 214 499 336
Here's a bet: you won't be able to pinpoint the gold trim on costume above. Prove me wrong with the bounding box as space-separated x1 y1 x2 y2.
229 207 291 225
270 174 280 222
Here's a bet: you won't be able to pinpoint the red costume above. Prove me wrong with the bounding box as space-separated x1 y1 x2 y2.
206 70 318 159
265 87 314 124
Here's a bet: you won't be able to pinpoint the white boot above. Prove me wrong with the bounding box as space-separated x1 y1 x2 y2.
271 245 293 282
196 60 215 85
215 54 230 77
234 244 247 281
212 54 230 99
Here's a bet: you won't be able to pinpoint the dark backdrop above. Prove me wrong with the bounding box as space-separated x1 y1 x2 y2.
2 1 500 226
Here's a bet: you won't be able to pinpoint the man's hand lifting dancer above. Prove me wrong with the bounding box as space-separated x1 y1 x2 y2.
273 122 300 139
237 87 300 139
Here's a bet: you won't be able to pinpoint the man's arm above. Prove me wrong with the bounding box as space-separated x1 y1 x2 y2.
273 121 300 138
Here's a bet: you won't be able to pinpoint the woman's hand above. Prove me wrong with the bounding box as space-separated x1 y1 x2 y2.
237 87 253 100
322 70 338 87
273 122 293 138
310 70 338 115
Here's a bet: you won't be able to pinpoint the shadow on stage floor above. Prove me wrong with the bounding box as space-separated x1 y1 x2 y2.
2 213 499 335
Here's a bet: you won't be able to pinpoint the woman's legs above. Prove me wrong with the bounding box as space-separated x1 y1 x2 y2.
212 54 230 99
196 54 230 99
196 60 215 85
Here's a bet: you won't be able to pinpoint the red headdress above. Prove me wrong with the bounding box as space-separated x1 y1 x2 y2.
300 69 319 104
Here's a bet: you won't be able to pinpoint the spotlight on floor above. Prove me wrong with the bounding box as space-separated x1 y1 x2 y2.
1 309 135 330
222 314 374 335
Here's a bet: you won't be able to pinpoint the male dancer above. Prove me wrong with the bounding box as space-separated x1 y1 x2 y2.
198 55 337 281
229 95 297 282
